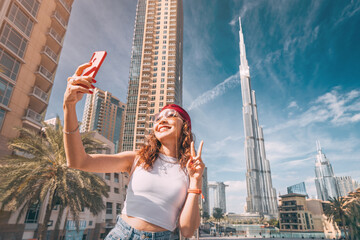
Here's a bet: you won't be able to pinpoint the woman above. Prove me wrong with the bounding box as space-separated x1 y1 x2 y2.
63 62 205 239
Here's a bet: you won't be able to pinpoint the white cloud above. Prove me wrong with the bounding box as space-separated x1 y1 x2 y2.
288 101 299 109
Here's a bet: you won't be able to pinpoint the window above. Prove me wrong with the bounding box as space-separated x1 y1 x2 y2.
106 202 112 214
159 102 163 107
153 73 157 77
150 103 155 107
8 3 34 36
161 67 166 71
154 51 158 55
153 67 157 71
152 78 157 83
161 78 165 82
160 90 164 94
162 56 166 60
162 61 166 65
155 46 159 49
162 45 166 49
89 221 93 226
105 173 111 180
162 51 166 54
154 56 158 60
151 90 156 95
151 96 155 101
116 203 122 214
0 23 28 58
163 40 167 44
154 62 158 66
156 31 160 34
150 109 154 114
160 84 164 88
160 96 164 100
155 41 159 44
161 73 165 77
18 0 40 17
163 30 167 34
114 173 119 183
25 203 40 223
114 188 119 194
0 77 14 106
0 48 21 81
163 35 167 39
48 220 53 227
152 84 156 89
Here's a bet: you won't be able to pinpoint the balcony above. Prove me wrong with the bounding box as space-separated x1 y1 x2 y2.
167 87 175 91
166 99 174 103
52 11 67 29
168 75 175 79
29 86 48 113
36 65 53 83
22 109 42 129
57 0 72 13
41 46 58 63
48 28 63 46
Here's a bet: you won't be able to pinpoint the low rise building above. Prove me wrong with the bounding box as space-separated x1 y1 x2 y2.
278 193 340 239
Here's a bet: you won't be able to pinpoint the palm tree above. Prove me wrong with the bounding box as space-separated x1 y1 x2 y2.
323 190 360 240
0 118 109 240
212 208 224 234
323 196 349 239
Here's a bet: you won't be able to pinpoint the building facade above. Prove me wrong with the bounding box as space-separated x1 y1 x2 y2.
314 141 340 201
238 18 278 217
201 167 210 218
80 88 126 153
208 181 228 215
278 193 340 239
287 182 308 198
336 176 359 197
0 0 74 157
122 0 183 151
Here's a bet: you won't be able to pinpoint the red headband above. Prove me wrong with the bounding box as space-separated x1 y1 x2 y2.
161 104 191 131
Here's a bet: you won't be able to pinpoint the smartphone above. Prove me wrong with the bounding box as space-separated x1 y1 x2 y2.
82 51 107 78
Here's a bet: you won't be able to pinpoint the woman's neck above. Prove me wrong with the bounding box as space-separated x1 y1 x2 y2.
159 143 179 158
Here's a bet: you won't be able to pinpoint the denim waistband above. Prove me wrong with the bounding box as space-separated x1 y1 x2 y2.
116 216 172 238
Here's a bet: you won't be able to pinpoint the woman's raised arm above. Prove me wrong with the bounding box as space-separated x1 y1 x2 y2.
63 63 136 173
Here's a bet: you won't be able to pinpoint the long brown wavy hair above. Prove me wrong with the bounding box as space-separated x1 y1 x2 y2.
137 121 194 170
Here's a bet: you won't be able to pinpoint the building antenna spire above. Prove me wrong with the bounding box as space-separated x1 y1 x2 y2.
239 17 249 77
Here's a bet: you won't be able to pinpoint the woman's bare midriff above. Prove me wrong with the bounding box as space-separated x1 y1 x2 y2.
121 214 168 232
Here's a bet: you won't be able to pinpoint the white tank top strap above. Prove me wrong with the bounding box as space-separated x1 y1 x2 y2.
129 155 140 178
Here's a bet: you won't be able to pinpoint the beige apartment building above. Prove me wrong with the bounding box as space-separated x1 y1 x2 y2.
81 88 126 153
279 193 340 238
0 0 73 157
122 0 183 151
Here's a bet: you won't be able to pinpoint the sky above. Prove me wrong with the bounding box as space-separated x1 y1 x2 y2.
46 0 360 214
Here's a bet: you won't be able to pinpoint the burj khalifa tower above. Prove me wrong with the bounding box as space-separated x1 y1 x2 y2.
239 18 278 217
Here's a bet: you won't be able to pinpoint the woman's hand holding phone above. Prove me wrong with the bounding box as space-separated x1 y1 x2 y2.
63 62 96 107
63 51 107 107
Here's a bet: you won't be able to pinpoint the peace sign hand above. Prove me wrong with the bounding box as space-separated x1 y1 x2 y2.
186 140 205 182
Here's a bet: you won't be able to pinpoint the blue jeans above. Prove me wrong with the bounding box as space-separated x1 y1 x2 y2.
105 216 173 240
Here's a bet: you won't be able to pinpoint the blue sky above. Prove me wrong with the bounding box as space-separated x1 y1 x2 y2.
46 0 360 214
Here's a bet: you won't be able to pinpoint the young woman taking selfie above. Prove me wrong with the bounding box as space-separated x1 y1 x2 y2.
63 63 205 239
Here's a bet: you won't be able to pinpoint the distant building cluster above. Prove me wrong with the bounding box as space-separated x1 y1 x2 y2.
314 141 359 200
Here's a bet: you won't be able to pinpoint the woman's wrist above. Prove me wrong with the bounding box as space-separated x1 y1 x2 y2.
189 179 202 189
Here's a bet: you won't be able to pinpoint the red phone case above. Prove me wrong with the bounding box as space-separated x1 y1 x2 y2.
82 51 107 78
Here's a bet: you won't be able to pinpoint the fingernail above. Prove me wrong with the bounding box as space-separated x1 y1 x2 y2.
92 79 97 83
91 84 95 88
89 90 93 94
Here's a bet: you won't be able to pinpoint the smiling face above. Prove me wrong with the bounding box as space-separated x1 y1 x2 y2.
153 110 184 144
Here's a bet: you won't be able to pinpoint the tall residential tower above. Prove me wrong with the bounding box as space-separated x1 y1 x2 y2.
239 18 278 217
80 88 126 153
122 0 183 151
0 0 74 157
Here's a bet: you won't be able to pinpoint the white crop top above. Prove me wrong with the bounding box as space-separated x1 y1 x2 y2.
122 154 189 231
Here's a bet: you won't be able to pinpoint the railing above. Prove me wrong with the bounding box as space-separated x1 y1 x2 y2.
58 0 71 13
42 46 58 62
31 86 48 102
24 109 42 124
37 66 53 82
48 28 63 44
53 11 67 28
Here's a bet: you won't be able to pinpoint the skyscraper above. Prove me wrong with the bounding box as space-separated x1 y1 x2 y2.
314 141 340 201
80 88 126 153
238 18 278 217
122 0 183 151
335 176 359 197
287 182 309 198
208 181 228 215
0 0 74 157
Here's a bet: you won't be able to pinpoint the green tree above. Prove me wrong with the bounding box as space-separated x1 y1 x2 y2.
212 208 224 233
202 211 210 221
0 119 109 240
